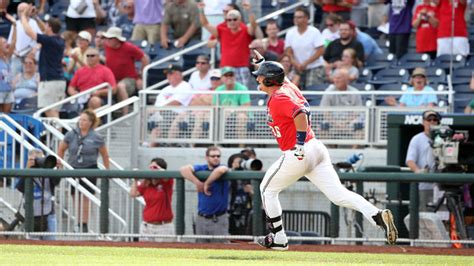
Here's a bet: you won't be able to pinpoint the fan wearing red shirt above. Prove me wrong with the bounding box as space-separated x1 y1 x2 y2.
252 53 397 251
315 0 353 23
412 0 439 58
198 1 257 88
435 0 469 56
130 157 174 242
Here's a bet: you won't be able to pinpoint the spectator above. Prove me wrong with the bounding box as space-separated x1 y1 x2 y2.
57 109 110 233
264 20 285 57
65 0 104 37
102 27 149 100
464 76 474 114
0 14 16 113
384 67 437 107
320 68 363 107
15 149 60 240
435 0 469 57
406 110 441 210
315 0 353 23
249 39 278 63
240 147 257 160
62 31 76 82
279 54 301 87
114 0 135 40
321 13 342 47
324 21 364 78
354 27 383 62
387 0 415 59
93 30 106 63
412 0 439 59
367 0 387 29
68 47 122 110
161 0 200 49
128 0 163 44
8 2 42 77
351 0 368 27
198 2 258 88
200 0 231 41
21 6 65 118
329 48 359 83
12 56 39 111
67 31 92 77
285 6 325 89
188 54 211 91
180 146 229 243
129 157 175 242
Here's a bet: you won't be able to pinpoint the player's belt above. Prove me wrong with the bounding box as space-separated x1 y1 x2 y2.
197 211 227 219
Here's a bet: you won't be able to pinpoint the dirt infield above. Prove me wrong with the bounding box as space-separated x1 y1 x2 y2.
1 240 473 256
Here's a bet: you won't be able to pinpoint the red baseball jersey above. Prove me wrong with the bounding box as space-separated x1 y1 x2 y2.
267 81 315 151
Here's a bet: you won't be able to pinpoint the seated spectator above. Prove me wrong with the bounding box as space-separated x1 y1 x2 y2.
67 48 122 110
129 157 175 242
67 31 92 77
279 54 300 87
384 67 437 107
12 56 39 111
264 20 285 57
321 13 341 47
463 75 474 114
412 0 438 59
354 26 383 62
0 14 16 113
160 0 200 49
324 21 364 77
329 48 359 83
62 31 76 82
320 69 363 107
93 30 106 63
188 54 211 91
114 0 135 40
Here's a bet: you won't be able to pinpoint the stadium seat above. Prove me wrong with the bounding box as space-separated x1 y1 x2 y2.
391 52 432 70
364 53 395 71
432 54 466 70
306 84 329 91
454 84 473 93
369 68 409 86
146 67 167 88
453 93 471 113
425 67 446 84
300 231 323 245
451 67 473 85
375 83 407 106
11 97 37 115
285 230 302 245
356 68 372 83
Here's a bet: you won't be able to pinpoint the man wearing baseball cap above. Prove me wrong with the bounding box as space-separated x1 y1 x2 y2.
406 110 442 211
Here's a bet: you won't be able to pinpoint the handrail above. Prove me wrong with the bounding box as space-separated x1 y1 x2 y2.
33 82 113 119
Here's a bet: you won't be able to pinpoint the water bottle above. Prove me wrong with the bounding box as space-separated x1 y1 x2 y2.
347 153 363 164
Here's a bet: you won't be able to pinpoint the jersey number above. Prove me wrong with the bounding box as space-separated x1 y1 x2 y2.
270 126 281 138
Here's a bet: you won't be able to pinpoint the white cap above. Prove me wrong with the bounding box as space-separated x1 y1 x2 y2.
78 31 92 43
210 69 221 79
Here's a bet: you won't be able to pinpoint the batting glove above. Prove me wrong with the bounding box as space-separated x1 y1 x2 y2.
293 144 305 160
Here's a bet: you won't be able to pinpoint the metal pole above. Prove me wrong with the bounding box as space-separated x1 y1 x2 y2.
175 178 185 235
24 178 34 232
355 181 364 242
409 182 419 239
100 178 109 234
330 203 339 238
252 179 263 236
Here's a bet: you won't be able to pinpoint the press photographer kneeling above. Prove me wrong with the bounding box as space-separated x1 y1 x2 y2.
15 149 60 240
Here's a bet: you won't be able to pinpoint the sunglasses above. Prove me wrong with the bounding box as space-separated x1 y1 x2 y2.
226 18 238 22
196 61 208 65
208 155 221 158
86 54 98 58
211 77 221 81
425 118 440 122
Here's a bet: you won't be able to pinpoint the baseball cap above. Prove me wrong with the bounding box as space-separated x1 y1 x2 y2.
78 31 92 43
210 69 221 79
411 67 427 78
164 64 183 74
422 110 441 121
221 66 235 76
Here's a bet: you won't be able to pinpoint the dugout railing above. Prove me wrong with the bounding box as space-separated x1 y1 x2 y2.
2 168 474 246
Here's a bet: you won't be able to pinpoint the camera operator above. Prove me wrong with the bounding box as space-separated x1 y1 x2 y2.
15 149 60 240
406 110 441 211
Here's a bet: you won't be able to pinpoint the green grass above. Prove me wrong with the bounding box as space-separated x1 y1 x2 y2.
0 244 472 265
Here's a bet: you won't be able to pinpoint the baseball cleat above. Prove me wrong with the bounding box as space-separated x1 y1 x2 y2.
373 209 398 245
257 233 288 250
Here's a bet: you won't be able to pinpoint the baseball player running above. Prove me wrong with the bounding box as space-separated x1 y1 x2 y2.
252 51 397 250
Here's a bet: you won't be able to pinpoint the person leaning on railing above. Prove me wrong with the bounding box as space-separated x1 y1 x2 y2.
129 157 174 242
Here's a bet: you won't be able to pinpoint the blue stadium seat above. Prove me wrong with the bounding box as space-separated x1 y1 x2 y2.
391 52 432 70
300 231 323 245
454 93 471 113
357 68 372 83
364 53 395 72
285 230 302 245
306 84 329 91
425 67 446 84
369 68 409 86
451 67 472 85
146 67 167 88
432 54 466 70
454 84 473 93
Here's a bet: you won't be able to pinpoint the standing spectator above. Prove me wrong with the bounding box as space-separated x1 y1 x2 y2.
0 14 16 113
264 20 285 57
367 0 387 29
12 56 39 111
321 13 342 47
412 0 438 59
249 39 278 62
351 0 368 27
128 0 163 44
21 5 65 118
57 109 110 233
387 0 415 59
201 0 231 41
406 110 441 210
65 0 104 38
324 21 364 78
102 27 149 99
285 6 325 89
329 48 359 83
67 31 92 77
129 157 175 242
180 146 229 243
198 2 258 88
320 69 363 107
114 0 135 40
8 2 42 77
384 67 437 107
161 0 201 49
435 0 469 56
315 0 353 23
188 54 211 91
68 48 122 110
15 149 60 240
279 54 301 87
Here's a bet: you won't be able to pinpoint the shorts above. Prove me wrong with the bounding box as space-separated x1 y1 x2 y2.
131 24 161 44
38 80 67 109
437 37 470 57
119 78 137 96
65 16 96 32
70 165 99 195
0 91 14 104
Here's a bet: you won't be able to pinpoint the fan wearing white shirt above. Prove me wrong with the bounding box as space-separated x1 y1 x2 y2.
188 55 211 91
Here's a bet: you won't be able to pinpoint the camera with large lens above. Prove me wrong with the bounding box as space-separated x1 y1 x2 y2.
33 155 57 169
240 158 263 171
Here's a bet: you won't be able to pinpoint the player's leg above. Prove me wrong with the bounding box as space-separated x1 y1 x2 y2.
259 152 306 249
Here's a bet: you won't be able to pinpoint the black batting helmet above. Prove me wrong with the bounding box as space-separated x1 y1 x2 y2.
252 61 285 87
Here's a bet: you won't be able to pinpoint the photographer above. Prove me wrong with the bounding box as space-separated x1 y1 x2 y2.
15 149 60 240
406 110 441 211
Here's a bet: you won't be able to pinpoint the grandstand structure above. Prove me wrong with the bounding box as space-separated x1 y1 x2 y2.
0 0 473 245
